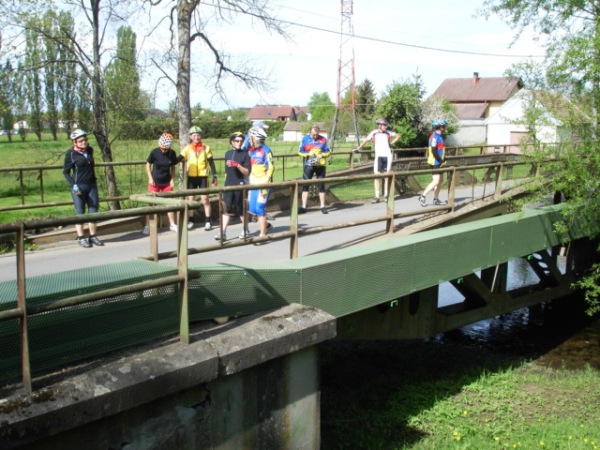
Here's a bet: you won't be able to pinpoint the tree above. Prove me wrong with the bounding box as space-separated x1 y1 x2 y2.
308 92 335 122
146 0 287 150
375 75 426 147
0 61 16 143
419 95 459 139
355 78 376 118
42 11 60 140
25 20 44 140
56 11 77 138
481 0 600 314
105 25 146 132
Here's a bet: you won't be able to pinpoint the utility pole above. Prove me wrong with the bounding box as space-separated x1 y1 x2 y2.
330 0 360 151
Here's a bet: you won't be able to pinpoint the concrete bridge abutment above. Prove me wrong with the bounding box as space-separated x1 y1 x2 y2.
0 304 336 450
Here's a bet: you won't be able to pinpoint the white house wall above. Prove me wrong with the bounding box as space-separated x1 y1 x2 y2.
445 120 486 147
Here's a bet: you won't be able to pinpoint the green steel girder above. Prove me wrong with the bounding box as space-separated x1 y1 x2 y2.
187 205 583 320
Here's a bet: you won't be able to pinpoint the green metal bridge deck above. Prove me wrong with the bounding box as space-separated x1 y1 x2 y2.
0 204 588 385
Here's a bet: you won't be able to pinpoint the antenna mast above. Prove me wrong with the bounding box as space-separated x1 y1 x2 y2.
330 0 360 150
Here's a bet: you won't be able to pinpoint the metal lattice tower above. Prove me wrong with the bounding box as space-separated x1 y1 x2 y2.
330 0 360 150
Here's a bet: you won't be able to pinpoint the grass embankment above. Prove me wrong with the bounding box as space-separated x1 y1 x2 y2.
320 327 600 450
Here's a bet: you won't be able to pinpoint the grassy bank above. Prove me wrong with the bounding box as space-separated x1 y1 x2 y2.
320 316 600 449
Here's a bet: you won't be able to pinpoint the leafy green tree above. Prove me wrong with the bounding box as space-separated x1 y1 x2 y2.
308 91 335 122
0 61 16 143
25 21 44 140
375 75 425 146
355 78 376 119
230 108 249 121
419 95 459 138
13 62 28 142
76 70 93 134
481 0 600 314
105 25 146 129
57 11 77 138
43 10 60 140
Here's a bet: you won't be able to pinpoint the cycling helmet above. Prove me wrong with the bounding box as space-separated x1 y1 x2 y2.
158 133 173 149
375 118 389 126
248 127 267 141
433 118 447 127
189 126 203 134
70 129 87 140
230 131 245 142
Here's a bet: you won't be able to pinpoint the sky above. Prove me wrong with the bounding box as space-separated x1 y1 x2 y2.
140 0 547 111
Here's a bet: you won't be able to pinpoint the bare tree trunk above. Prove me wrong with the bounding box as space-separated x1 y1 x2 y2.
176 0 195 148
91 0 120 210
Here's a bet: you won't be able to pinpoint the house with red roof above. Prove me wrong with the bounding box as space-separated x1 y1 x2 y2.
248 105 299 123
431 72 524 147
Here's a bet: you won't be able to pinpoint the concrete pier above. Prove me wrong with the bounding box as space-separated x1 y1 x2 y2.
0 304 336 450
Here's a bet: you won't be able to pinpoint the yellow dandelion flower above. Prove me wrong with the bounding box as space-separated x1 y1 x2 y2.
494 437 500 442
453 431 459 436
539 441 545 447
462 410 468 415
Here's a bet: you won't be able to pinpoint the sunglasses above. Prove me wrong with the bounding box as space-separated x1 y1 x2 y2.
76 137 88 143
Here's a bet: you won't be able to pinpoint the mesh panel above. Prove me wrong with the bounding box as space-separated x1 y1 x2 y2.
189 266 300 321
0 260 179 382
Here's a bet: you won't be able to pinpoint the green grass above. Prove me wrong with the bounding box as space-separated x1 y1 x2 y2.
320 339 600 450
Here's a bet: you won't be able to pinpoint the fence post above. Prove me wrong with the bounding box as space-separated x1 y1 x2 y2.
39 169 45 204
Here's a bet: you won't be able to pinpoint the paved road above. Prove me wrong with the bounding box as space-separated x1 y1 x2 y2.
0 185 499 283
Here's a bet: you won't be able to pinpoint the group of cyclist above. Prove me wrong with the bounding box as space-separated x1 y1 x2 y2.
63 118 447 249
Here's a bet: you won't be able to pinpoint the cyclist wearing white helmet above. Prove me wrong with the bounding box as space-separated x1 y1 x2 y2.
143 133 181 235
247 127 274 243
179 126 218 231
62 130 104 248
419 119 448 207
354 118 400 203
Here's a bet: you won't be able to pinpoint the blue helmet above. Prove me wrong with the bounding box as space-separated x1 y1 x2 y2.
433 118 447 128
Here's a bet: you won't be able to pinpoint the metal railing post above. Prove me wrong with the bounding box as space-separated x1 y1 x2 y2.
448 167 457 211
386 174 395 234
178 204 190 344
290 182 299 259
16 222 32 394
495 163 505 199
149 212 159 262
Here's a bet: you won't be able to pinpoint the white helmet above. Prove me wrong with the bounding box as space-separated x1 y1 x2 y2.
70 129 87 140
248 127 267 141
158 133 173 149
